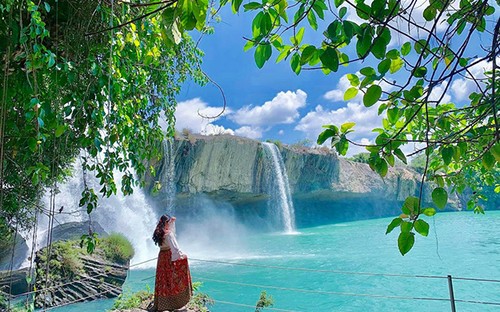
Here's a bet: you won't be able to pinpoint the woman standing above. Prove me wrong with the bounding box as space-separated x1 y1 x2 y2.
152 214 192 311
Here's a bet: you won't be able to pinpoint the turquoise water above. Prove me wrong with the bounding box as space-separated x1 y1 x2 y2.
54 211 500 311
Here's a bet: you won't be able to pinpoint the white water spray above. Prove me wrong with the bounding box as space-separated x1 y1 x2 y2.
33 160 160 268
262 142 296 233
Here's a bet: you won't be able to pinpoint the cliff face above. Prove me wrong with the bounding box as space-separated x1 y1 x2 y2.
148 135 430 208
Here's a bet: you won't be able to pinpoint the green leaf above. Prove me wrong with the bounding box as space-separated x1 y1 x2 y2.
336 136 349 155
401 221 413 233
346 74 360 86
482 151 496 169
55 125 66 138
378 59 391 74
340 122 356 133
295 27 305 45
243 2 262 10
422 208 436 216
291 53 301 75
317 127 338 145
320 47 339 72
356 27 372 57
414 219 429 236
44 2 51 12
307 11 318 30
386 217 402 234
363 85 382 107
398 232 415 255
432 187 448 209
393 148 407 164
387 107 399 124
402 196 419 215
232 0 243 13
339 7 347 18
423 6 437 21
254 44 272 69
491 143 500 161
441 147 454 165
414 66 427 77
300 45 317 65
334 0 345 8
344 87 358 101
360 67 376 76
401 42 411 56
375 158 388 177
389 57 404 73
371 37 387 59
356 2 371 20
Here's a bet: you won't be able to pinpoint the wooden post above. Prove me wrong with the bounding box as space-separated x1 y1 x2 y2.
448 275 457 312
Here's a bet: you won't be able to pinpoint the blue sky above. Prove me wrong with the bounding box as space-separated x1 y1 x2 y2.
174 4 498 156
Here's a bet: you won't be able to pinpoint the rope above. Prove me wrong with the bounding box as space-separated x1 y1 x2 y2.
138 256 500 285
10 272 126 299
212 298 299 312
2 5 14 310
194 276 453 303
42 288 118 311
188 258 448 280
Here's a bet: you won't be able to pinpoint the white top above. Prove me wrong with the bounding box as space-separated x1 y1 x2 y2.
161 231 184 261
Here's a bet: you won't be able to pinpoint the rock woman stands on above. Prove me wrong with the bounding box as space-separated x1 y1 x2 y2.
152 214 192 311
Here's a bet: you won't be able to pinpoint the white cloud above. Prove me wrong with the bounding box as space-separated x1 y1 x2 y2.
201 124 235 136
234 126 263 139
323 75 354 102
429 81 451 104
278 130 284 135
451 58 498 103
173 98 231 134
230 90 307 127
295 103 383 143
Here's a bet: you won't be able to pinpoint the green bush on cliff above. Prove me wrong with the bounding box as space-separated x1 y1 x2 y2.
100 233 135 265
37 241 84 280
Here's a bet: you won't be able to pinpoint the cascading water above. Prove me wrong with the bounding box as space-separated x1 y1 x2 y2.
160 139 177 215
33 159 160 268
262 142 296 233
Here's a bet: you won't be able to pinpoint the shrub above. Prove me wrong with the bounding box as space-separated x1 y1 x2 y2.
100 233 135 265
255 291 274 312
111 289 152 310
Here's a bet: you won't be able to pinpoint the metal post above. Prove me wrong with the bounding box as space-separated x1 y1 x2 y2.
448 275 457 312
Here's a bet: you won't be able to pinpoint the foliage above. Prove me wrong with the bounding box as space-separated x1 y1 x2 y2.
187 282 214 312
349 153 370 164
229 0 500 255
80 232 100 255
36 240 84 281
0 0 206 242
255 290 274 312
111 289 152 311
100 233 135 265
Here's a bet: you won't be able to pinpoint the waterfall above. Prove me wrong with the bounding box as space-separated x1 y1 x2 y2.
32 160 160 268
160 139 177 215
262 142 296 233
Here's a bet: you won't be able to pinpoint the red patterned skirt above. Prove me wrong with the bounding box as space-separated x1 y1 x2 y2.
154 248 193 311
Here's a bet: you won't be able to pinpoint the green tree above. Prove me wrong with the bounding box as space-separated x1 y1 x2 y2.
230 0 499 254
0 1 206 240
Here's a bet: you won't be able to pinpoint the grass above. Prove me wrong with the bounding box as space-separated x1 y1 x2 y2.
100 233 135 265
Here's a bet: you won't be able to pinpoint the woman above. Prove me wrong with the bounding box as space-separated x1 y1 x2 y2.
152 214 192 311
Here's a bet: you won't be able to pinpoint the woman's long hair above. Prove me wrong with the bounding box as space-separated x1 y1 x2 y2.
152 214 171 246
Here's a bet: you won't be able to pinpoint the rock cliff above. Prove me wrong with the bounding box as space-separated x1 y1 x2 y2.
149 135 428 205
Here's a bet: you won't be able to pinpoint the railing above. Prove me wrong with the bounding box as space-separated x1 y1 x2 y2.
5 256 500 311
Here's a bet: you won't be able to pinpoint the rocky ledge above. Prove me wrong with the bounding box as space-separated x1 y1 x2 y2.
34 233 133 308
